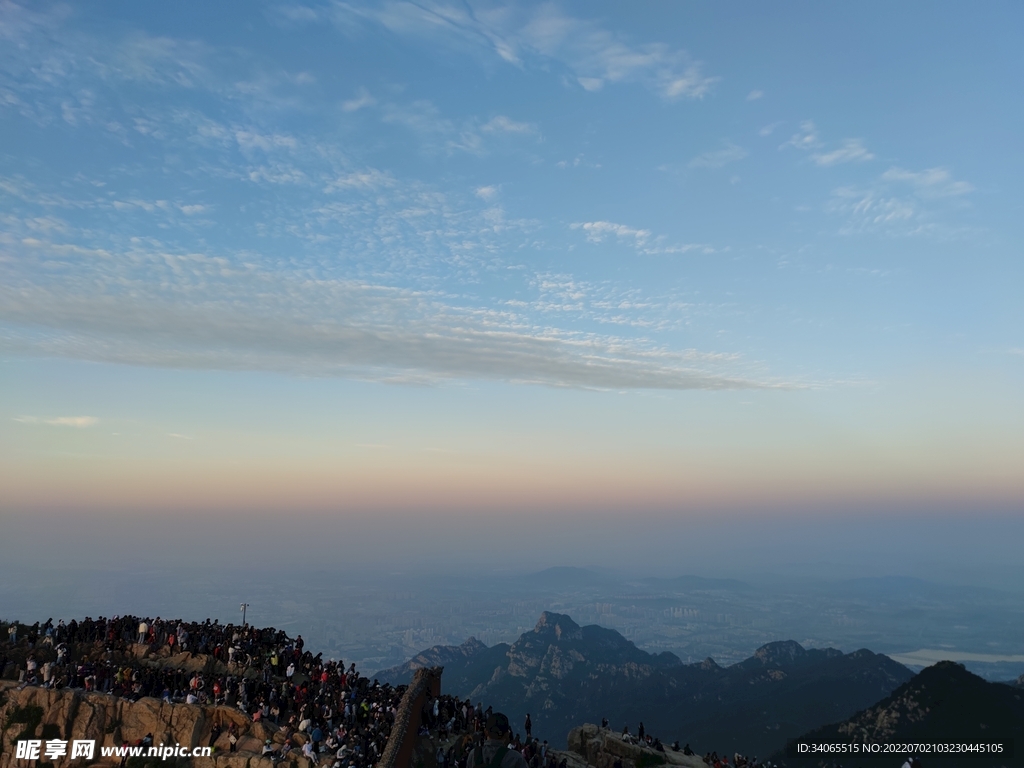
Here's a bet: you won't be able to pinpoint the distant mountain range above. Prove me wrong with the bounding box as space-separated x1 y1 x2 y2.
376 611 912 757
776 660 1024 767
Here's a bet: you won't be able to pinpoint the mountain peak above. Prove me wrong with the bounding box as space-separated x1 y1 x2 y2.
753 640 807 665
779 657 1024 762
534 611 582 640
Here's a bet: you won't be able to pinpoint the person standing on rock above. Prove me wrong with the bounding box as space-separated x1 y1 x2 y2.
467 713 529 768
524 714 532 739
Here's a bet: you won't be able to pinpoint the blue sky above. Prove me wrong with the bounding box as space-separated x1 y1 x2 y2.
1 1 1023 524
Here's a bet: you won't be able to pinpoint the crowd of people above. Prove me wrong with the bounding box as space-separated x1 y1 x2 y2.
3 616 415 767
611 719 779 768
2 617 567 768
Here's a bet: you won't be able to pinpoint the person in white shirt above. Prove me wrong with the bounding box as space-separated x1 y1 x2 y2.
303 741 318 764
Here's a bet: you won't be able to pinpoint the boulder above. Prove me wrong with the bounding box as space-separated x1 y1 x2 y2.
564 725 704 768
214 754 252 768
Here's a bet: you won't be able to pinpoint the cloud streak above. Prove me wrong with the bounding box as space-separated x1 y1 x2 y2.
0 235 773 391
571 221 711 257
332 1 718 100
783 121 873 166
690 141 747 168
881 166 973 197
13 415 98 427
572 220 650 244
812 138 873 166
827 166 973 236
0 281 767 391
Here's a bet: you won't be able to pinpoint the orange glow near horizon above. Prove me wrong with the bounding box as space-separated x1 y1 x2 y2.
4 437 1023 516
4 362 1023 518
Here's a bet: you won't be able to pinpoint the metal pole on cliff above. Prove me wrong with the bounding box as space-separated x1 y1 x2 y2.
240 603 249 627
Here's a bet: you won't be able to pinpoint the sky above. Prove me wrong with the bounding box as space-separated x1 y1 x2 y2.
1 1 1023 574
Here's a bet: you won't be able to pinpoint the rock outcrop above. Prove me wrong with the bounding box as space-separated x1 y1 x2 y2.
564 725 704 768
373 639 486 687
377 667 442 768
0 681 303 768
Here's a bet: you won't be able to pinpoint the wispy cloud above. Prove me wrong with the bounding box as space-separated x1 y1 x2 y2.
783 121 874 167
812 138 873 166
690 141 747 168
570 221 712 257
572 221 650 244
0 282 766 391
481 115 535 134
0 236 770 391
746 90 763 101
233 129 297 153
0 5 779 393
881 166 973 197
333 2 719 100
323 168 395 192
50 416 98 427
555 154 600 170
827 165 973 236
829 187 915 231
378 99 536 155
13 415 98 427
782 121 820 151
341 87 375 112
